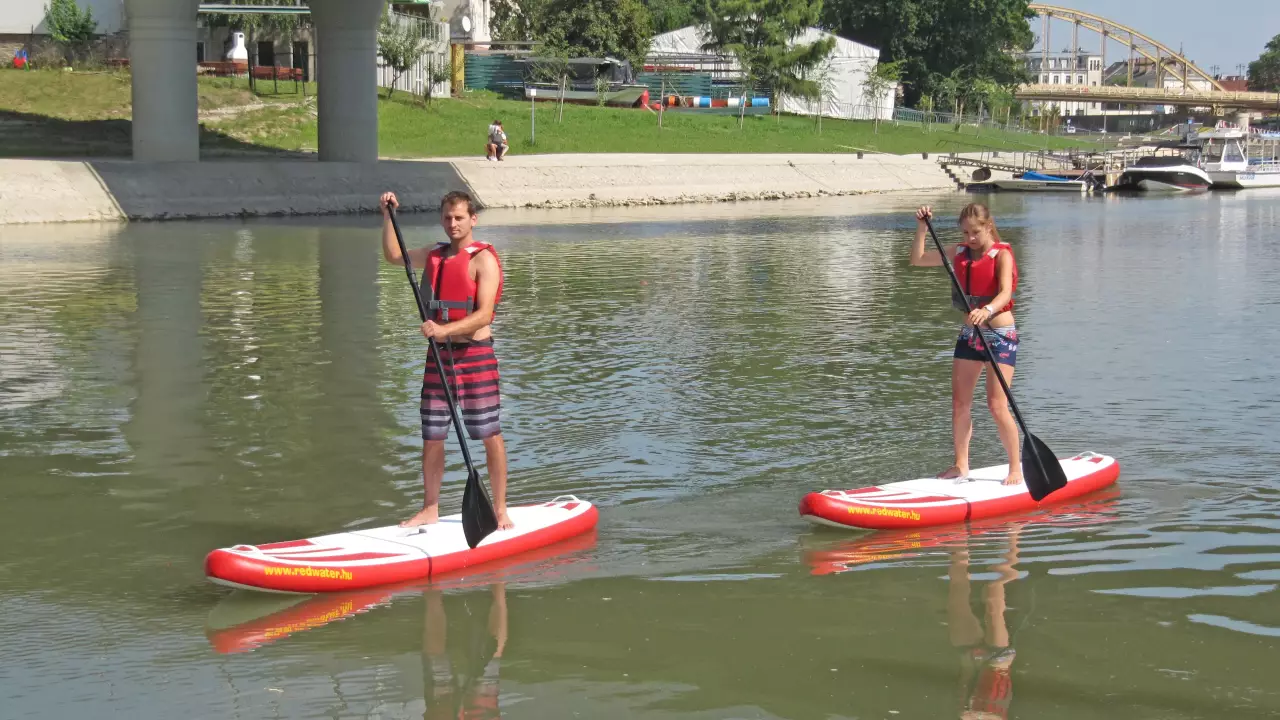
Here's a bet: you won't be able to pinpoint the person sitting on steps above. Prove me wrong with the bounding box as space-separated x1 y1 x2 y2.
485 120 508 162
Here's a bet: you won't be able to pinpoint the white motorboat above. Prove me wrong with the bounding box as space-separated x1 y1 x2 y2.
966 169 1095 194
1113 154 1212 192
987 178 1088 193
1200 128 1280 189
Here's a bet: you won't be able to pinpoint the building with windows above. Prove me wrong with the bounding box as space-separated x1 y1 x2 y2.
1022 51 1105 117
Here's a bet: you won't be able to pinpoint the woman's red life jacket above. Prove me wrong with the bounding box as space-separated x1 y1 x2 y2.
951 242 1017 314
425 241 503 323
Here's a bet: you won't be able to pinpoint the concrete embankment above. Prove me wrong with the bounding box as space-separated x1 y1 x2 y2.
457 153 956 209
0 160 127 224
0 158 473 224
0 153 956 224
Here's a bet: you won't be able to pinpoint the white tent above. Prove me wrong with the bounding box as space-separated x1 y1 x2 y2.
646 25 897 121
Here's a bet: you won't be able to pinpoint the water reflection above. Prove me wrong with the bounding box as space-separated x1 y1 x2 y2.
124 223 209 494
798 497 1126 719
801 490 1122 576
422 583 506 720
949 527 1021 720
204 529 598 656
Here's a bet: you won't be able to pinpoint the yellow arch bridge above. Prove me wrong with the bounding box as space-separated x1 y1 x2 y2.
1018 4 1280 112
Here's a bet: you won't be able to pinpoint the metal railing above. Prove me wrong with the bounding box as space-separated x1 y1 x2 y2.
1016 82 1280 110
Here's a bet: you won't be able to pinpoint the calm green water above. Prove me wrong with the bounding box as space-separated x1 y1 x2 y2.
2 190 1279 719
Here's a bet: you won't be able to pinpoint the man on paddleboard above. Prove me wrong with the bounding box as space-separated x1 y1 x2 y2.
381 190 513 530
911 204 1023 486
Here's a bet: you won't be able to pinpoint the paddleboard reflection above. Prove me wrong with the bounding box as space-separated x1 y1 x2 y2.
204 528 598 655
799 490 1122 719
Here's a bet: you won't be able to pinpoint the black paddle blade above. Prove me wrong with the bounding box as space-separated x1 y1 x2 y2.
1022 433 1069 502
461 467 498 549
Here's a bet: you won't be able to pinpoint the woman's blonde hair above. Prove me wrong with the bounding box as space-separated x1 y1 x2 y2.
958 202 1003 244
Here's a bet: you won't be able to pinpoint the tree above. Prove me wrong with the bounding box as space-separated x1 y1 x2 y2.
644 0 701 34
526 48 573 122
969 77 999 120
491 0 543 42
1043 104 1061 134
1248 34 1280 92
43 0 97 65
494 0 654 69
822 0 1033 106
800 57 839 133
861 59 901 133
701 0 836 127
423 55 452 105
531 0 654 68
209 0 310 40
932 67 964 119
378 9 430 98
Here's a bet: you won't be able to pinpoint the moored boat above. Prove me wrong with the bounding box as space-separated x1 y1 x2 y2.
518 56 650 107
1112 154 1212 192
1201 128 1280 189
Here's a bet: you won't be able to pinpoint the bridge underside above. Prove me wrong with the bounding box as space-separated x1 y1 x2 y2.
126 0 385 162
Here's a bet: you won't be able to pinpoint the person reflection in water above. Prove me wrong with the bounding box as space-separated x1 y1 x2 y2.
422 583 508 720
949 527 1023 720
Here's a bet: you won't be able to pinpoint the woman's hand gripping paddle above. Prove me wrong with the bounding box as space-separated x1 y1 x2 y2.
924 217 1068 502
387 205 498 549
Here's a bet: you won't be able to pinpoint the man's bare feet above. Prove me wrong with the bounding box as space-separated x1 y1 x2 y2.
496 508 514 531
1002 471 1025 486
399 504 439 528
937 465 969 480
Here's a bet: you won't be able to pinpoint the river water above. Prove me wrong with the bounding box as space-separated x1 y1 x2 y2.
2 189 1279 719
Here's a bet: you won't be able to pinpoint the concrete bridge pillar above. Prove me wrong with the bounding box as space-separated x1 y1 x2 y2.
125 0 202 162
310 0 386 162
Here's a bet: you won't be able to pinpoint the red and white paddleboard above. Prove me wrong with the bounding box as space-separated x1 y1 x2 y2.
205 528 600 654
205 496 598 594
801 488 1122 576
799 452 1120 531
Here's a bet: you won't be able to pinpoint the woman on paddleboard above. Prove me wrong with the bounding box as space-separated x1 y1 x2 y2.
911 204 1022 486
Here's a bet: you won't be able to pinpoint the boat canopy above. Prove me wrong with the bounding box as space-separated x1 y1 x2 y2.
516 56 638 87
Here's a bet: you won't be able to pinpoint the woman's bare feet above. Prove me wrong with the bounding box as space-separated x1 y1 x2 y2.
399 504 439 527
938 465 969 481
1002 470 1024 486
496 508 514 531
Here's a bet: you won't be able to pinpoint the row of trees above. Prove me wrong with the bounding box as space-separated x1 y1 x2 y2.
1248 34 1280 93
43 0 1037 120
492 0 1037 118
492 0 654 68
822 0 1033 107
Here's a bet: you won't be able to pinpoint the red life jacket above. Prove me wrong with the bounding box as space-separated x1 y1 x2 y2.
952 242 1017 314
425 241 503 323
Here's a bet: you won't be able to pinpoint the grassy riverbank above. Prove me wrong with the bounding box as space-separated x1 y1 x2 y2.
1 69 1101 158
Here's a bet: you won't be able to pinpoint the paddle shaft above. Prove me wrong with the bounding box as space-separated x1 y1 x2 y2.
387 206 480 477
923 217 1050 477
